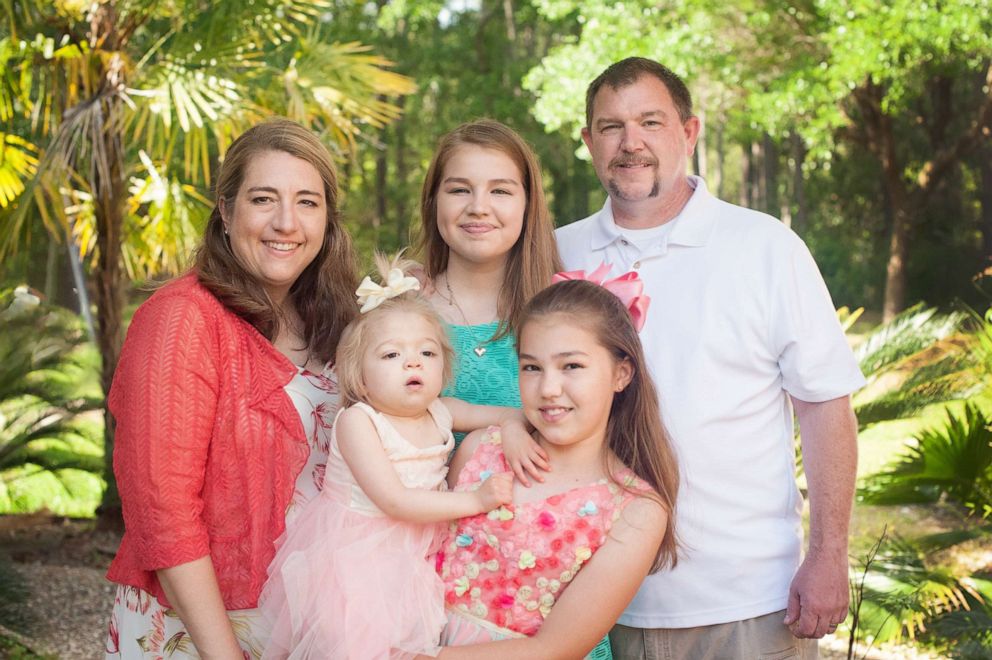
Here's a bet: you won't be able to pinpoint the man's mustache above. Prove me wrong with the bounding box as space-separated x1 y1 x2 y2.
609 155 658 168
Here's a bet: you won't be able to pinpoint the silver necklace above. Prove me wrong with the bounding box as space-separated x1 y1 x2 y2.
443 275 488 357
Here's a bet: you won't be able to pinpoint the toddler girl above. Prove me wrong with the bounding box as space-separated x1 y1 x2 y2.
260 256 518 659
431 272 680 659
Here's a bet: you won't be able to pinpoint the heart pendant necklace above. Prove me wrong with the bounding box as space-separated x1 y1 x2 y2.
444 275 488 358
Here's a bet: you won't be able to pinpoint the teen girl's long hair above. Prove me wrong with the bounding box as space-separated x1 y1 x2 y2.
417 119 562 341
518 279 679 572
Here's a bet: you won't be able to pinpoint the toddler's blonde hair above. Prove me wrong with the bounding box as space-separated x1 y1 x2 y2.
336 252 455 408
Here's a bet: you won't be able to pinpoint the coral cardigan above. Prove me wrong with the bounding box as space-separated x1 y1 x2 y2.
106 274 309 609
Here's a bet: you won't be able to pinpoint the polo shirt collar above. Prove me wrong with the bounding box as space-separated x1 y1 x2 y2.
589 175 718 251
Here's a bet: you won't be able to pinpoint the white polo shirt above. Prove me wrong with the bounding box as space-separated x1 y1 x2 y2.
556 176 865 628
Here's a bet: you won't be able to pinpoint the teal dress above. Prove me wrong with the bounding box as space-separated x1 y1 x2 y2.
442 322 520 447
441 321 613 660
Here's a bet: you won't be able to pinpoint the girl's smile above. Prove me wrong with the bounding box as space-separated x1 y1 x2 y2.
518 314 632 451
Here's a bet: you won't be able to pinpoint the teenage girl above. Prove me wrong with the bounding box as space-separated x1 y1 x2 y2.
430 276 680 659
259 257 526 659
418 119 561 482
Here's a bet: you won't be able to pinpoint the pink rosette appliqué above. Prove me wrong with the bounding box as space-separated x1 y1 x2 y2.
552 263 650 332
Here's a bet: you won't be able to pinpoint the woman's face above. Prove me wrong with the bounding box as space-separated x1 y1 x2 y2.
435 145 526 270
221 150 327 304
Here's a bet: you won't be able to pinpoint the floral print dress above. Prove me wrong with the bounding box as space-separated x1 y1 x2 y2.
438 428 645 653
105 366 339 659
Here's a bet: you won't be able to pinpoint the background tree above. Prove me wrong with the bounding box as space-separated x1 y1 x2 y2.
525 0 992 319
0 0 415 523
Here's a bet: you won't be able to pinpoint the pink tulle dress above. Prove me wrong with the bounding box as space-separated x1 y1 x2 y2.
437 428 645 647
259 401 453 660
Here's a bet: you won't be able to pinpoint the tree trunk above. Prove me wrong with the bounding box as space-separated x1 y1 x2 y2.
715 122 724 199
980 143 992 268
374 113 388 242
763 133 778 217
91 3 128 527
740 141 751 207
394 98 409 246
854 82 912 322
791 132 807 236
883 202 911 321
752 141 765 211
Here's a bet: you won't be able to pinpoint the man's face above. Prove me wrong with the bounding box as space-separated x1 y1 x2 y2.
582 75 700 209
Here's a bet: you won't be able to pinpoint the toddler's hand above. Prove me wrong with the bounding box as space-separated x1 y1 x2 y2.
475 472 513 512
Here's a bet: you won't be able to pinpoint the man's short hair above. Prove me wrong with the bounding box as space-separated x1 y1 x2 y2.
585 57 694 127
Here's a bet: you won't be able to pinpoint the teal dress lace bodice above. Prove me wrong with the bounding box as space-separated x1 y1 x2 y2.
442 322 520 448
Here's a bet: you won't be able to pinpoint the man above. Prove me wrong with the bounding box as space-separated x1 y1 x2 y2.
555 57 865 659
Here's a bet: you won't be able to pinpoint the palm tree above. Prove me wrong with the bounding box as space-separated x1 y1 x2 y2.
0 0 416 523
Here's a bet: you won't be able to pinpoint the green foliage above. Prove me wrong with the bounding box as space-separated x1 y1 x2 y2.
861 405 992 513
524 0 992 314
850 529 988 645
0 0 417 274
929 580 992 657
852 305 982 427
0 287 104 516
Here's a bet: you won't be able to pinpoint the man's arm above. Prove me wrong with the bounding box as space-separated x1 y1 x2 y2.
785 394 858 639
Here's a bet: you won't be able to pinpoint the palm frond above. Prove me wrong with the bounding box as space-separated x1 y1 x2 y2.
122 150 210 278
860 405 992 512
854 533 985 643
856 304 966 376
0 132 39 208
126 60 248 184
276 39 417 154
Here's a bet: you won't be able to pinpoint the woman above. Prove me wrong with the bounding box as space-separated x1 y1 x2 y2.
418 119 561 473
105 119 357 659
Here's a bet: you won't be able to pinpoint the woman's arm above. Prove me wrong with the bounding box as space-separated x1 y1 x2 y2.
157 558 244 659
432 496 668 659
336 407 512 524
441 398 549 486
112 292 240 654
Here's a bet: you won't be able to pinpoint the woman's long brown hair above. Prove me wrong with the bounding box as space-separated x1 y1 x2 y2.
518 279 680 572
417 119 562 340
194 119 358 363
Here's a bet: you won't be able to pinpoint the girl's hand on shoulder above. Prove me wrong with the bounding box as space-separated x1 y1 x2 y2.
474 472 513 512
500 419 549 487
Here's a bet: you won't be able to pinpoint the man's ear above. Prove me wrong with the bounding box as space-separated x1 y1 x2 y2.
581 126 593 153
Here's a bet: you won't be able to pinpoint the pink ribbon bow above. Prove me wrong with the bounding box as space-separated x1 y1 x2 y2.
552 263 650 332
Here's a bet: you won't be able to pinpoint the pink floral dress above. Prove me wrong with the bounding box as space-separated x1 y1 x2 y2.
105 366 338 659
438 428 646 647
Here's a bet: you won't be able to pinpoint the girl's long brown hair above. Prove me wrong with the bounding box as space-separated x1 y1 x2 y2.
194 119 358 363
417 119 562 340
518 279 680 572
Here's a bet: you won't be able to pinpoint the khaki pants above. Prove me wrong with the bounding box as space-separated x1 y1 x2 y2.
610 610 818 660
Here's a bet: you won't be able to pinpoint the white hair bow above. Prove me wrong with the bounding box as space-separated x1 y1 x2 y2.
355 268 421 313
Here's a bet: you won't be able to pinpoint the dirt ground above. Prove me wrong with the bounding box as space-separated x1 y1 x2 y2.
1 514 119 659
0 513 946 660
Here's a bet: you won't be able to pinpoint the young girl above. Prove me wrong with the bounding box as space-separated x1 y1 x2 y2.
418 120 561 479
259 256 524 659
428 274 680 659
